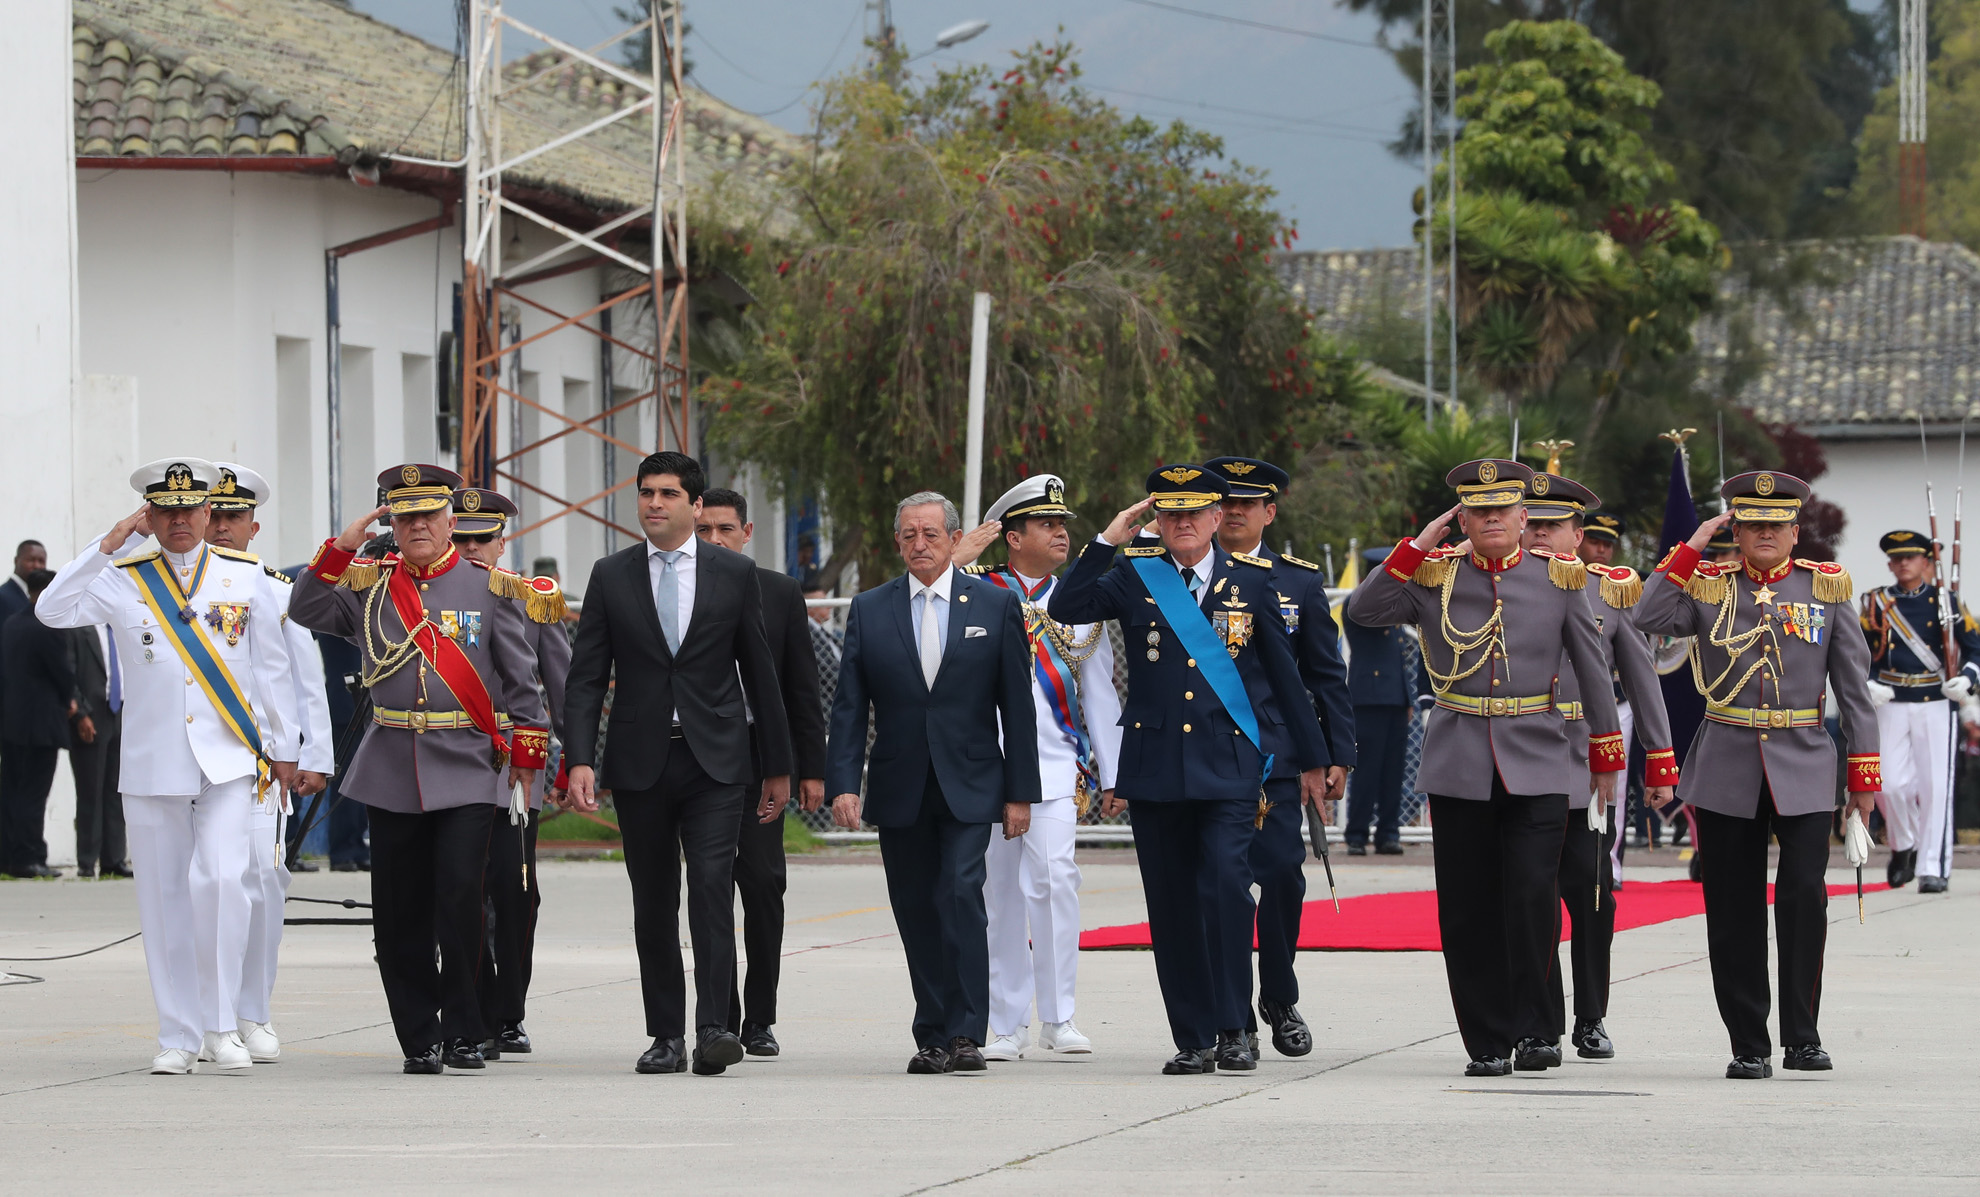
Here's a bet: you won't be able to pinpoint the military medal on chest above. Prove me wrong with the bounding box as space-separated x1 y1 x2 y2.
1212 587 1254 659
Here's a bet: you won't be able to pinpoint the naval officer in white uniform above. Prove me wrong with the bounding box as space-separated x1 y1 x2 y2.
204 463 335 1064
957 474 1122 1059
39 458 299 1074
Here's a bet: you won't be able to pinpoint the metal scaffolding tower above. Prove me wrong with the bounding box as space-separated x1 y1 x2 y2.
459 0 693 544
1422 0 1457 425
1899 0 1929 238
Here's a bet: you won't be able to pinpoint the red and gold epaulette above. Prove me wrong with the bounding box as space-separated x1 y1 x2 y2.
488 566 568 624
1794 558 1853 603
1532 547 1589 592
1409 544 1462 587
307 538 384 590
1586 562 1644 609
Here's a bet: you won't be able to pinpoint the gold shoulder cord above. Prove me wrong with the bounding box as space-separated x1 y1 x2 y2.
1688 579 1777 706
1423 564 1505 695
357 565 432 691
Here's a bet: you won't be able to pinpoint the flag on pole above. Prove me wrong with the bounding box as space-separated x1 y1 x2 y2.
1657 445 1706 766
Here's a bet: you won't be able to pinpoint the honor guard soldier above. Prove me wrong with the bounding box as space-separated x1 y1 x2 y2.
39 458 301 1074
448 487 570 1058
290 464 552 1075
1860 530 1980 893
957 474 1122 1061
203 463 337 1065
1346 459 1624 1078
1635 471 1880 1079
1204 456 1355 1060
1579 512 1624 567
1520 473 1678 1063
1049 466 1331 1075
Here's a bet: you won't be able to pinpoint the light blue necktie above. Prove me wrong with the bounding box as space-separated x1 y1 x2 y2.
655 549 682 652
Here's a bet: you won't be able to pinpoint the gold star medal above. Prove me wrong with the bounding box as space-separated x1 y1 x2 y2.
1753 584 1777 607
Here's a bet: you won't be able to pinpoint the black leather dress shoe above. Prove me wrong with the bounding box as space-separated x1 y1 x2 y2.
331 860 364 873
949 1037 987 1072
1244 1030 1261 1061
1688 851 1704 882
290 858 321 873
1465 1056 1512 1077
403 1045 444 1075
1162 1048 1216 1075
1375 842 1405 856
442 1039 485 1070
1345 843 1368 857
1782 1044 1832 1071
692 1027 745 1075
1571 1019 1615 1059
1514 1037 1562 1071
1259 999 1314 1057
907 1044 954 1074
479 1038 502 1061
1920 874 1949 894
103 864 134 878
493 1023 531 1054
1726 1055 1773 1079
1214 1030 1257 1071
741 1023 780 1057
636 1037 687 1074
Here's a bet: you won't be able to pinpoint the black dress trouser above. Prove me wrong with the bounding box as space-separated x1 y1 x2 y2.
727 806 787 1032
877 768 992 1050
71 716 125 872
1246 776 1306 1018
0 743 60 875
1546 814 1615 1034
368 801 496 1056
1694 785 1830 1058
1429 778 1568 1061
615 735 746 1040
478 808 541 1031
1346 705 1409 848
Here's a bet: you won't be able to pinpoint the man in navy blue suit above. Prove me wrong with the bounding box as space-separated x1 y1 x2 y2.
1050 466 1331 1075
824 490 1040 1075
1343 546 1431 856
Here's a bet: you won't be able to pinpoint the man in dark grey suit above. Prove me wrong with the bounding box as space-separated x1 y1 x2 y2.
69 622 128 877
1 570 71 878
825 491 1040 1075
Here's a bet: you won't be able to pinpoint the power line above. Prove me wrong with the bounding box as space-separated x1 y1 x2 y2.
1119 0 1383 50
694 0 866 119
1087 83 1399 137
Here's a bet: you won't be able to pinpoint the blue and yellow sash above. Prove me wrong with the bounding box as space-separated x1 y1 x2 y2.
1131 556 1273 784
126 550 266 764
983 570 1098 799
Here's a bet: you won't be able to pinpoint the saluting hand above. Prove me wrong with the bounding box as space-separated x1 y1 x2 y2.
333 504 392 553
1101 498 1156 546
1686 511 1734 553
951 520 1004 568
101 505 155 555
1413 505 1463 552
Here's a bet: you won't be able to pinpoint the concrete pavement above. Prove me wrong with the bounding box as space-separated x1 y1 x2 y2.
3 852 1975 1193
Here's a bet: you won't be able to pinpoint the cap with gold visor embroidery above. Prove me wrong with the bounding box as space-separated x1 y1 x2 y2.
1879 529 1933 557
1523 472 1600 522
208 463 268 512
1722 469 1810 523
451 487 519 537
378 463 463 515
1445 458 1534 508
130 457 220 508
1144 464 1229 512
986 474 1077 524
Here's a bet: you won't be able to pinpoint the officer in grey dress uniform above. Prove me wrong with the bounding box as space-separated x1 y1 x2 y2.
1346 459 1624 1077
289 464 554 1074
1636 471 1881 1079
1520 471 1678 1062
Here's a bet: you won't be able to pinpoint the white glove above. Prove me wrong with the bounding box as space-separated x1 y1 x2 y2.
1867 681 1896 707
1842 809 1871 868
1942 674 1975 700
510 779 529 826
1586 796 1608 834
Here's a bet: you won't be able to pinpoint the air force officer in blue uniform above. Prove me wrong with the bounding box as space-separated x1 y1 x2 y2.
825 490 1041 1075
1050 467 1331 1074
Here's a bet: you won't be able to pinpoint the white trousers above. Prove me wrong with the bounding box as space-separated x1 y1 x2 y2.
123 778 256 1052
984 795 1081 1033
238 802 290 1024
1877 699 1956 876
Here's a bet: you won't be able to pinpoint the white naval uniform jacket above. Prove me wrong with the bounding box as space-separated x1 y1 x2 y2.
39 536 299 795
270 570 337 776
1005 570 1124 800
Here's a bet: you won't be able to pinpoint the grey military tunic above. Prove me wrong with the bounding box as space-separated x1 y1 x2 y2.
1634 547 1879 818
1556 582 1678 808
1346 543 1621 799
290 543 548 814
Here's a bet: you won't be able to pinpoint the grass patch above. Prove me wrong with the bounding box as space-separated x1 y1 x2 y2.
538 809 621 841
785 817 823 855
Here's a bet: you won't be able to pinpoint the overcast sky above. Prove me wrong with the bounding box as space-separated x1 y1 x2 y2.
346 0 1421 250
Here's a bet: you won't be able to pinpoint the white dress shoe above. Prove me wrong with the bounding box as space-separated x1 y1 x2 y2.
1037 1020 1093 1054
202 1030 253 1071
151 1048 199 1075
239 1020 281 1063
982 1031 1028 1062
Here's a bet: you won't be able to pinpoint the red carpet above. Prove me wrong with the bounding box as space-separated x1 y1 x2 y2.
1078 879 1891 953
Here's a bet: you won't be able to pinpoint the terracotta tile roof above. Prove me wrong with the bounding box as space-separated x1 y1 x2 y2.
1274 237 1980 428
72 0 801 219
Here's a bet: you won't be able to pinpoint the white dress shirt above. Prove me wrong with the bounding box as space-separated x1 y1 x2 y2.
647 530 699 643
1091 534 1212 605
911 566 955 653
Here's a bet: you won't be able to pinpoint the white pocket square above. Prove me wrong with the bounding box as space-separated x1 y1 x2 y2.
963 625 988 638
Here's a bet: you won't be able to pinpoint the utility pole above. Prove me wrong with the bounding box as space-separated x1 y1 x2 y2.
1899 0 1928 238
1421 0 1456 425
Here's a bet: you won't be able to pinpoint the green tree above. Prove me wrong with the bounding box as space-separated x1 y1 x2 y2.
1341 0 1884 239
1851 0 1980 249
702 40 1379 587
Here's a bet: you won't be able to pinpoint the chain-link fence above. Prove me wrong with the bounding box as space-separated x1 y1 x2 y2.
795 595 1434 844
